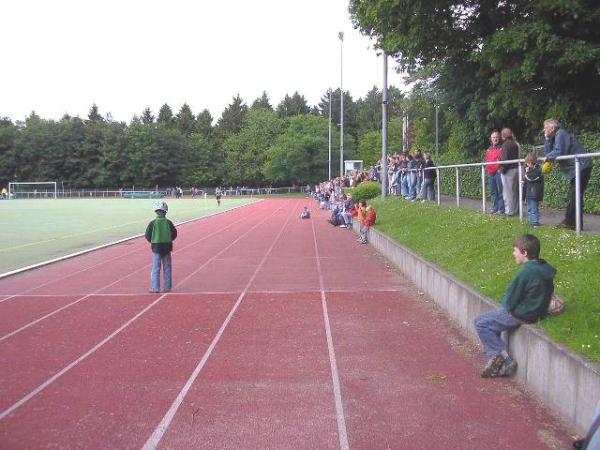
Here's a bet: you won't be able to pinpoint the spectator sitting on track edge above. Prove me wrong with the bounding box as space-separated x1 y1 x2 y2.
145 201 178 294
474 234 555 378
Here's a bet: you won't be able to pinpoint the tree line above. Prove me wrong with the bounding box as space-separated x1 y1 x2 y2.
0 87 416 189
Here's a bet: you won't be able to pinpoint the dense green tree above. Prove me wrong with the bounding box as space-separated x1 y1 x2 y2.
357 117 405 166
141 107 154 124
87 103 104 123
316 88 359 140
196 109 213 137
176 103 196 137
251 91 273 111
157 103 174 126
0 118 17 186
276 92 310 118
183 133 221 186
97 121 127 187
215 95 247 137
224 109 285 185
349 0 600 145
263 115 355 185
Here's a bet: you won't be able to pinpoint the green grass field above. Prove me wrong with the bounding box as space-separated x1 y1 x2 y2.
370 197 600 363
0 197 259 274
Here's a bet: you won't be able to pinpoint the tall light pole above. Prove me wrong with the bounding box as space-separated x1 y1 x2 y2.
338 31 344 178
381 52 388 200
435 91 439 159
328 88 332 180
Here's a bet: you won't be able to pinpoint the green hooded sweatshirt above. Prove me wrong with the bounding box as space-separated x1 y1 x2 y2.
151 217 173 244
502 259 556 323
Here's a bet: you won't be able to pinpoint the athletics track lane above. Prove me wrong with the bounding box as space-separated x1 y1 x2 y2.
0 199 573 449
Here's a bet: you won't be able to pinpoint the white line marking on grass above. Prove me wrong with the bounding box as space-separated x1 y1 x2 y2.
142 199 299 450
0 202 285 421
0 208 266 340
311 216 350 450
0 200 262 281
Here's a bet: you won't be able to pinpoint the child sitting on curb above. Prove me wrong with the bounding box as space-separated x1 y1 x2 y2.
474 234 555 378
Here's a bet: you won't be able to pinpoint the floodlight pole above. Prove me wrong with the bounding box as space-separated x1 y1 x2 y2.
435 91 439 159
339 31 344 178
381 52 388 200
328 88 332 180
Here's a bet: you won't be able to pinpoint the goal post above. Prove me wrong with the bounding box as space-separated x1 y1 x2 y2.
8 182 58 199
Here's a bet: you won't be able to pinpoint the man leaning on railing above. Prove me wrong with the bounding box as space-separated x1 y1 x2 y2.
543 118 594 230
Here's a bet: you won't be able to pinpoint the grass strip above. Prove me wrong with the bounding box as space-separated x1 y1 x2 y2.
370 197 600 363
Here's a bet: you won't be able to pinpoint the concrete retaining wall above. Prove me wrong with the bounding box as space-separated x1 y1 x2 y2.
358 223 600 434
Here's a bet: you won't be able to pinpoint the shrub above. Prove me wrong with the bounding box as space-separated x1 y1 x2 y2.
350 181 382 202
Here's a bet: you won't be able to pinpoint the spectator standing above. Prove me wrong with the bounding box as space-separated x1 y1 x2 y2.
360 205 377 244
522 153 544 227
543 118 594 229
421 152 437 201
484 130 505 214
145 201 178 293
356 201 367 242
499 128 520 216
413 150 424 200
474 234 555 378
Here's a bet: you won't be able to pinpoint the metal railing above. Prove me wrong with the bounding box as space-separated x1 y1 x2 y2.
414 152 599 236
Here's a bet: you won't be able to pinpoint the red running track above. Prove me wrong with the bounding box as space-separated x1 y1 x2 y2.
0 199 572 449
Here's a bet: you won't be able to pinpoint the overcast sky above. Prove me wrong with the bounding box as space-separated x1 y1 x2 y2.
1 0 405 123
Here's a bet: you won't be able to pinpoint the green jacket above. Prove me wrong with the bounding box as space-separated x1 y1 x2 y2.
145 217 177 254
502 260 556 323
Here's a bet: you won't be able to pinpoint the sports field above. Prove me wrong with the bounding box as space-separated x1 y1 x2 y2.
0 198 259 275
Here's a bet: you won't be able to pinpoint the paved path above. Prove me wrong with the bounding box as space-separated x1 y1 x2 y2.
438 194 600 234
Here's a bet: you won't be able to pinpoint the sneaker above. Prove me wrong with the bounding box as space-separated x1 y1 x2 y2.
149 289 159 294
340 224 347 228
498 358 518 377
481 354 504 378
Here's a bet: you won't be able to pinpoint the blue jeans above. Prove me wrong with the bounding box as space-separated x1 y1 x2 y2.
488 173 504 213
408 172 417 199
474 308 521 357
527 198 540 226
400 173 409 197
151 252 172 292
422 178 435 201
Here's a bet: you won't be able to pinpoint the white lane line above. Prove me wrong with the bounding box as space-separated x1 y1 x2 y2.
0 288 402 298
0 200 264 300
0 202 286 421
0 208 265 342
142 199 299 450
0 295 16 304
311 215 350 450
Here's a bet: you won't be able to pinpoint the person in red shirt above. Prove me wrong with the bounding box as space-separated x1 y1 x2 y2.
359 205 377 244
484 130 505 214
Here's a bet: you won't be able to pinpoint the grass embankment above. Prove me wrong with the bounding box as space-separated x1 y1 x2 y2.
0 198 258 274
370 197 600 363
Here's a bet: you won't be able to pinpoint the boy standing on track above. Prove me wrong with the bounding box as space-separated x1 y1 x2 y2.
145 201 178 294
474 234 555 378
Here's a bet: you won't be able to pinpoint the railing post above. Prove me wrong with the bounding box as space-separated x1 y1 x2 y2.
436 168 441 206
575 157 581 235
455 166 460 207
518 161 523 223
481 165 486 213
